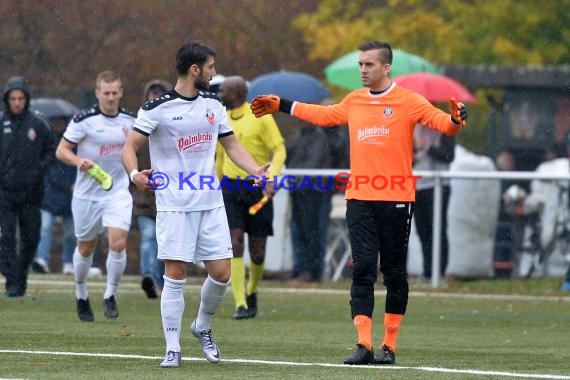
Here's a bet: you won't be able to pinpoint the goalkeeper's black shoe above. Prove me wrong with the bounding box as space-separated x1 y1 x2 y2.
343 344 374 365
373 344 396 365
76 298 94 322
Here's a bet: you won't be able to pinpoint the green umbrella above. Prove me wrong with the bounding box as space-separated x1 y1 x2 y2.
324 49 439 90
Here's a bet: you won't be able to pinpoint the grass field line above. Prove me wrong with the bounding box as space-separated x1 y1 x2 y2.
1 349 569 379
23 278 570 303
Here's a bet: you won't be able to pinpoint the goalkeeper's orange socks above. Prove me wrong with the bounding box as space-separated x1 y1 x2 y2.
382 313 403 351
230 258 247 309
353 313 403 352
353 315 372 351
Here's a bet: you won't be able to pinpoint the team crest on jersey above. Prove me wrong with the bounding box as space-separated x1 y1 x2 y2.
383 106 393 120
205 108 215 126
122 125 130 138
27 128 37 141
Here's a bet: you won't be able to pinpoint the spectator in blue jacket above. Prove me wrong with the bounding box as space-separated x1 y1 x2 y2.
32 115 77 274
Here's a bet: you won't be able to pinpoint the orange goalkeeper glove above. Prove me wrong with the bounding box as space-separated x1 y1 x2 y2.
251 95 280 118
250 95 293 118
449 97 468 127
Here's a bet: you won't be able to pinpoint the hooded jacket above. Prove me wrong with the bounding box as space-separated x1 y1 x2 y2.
0 76 57 203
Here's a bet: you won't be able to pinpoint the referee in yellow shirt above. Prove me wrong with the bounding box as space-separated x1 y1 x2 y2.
216 76 286 319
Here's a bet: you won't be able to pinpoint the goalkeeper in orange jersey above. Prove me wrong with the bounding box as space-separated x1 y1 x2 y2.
251 41 467 365
216 76 286 320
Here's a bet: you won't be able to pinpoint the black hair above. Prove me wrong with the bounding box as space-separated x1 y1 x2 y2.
148 83 167 94
142 79 172 102
358 40 393 65
176 40 217 75
549 141 567 159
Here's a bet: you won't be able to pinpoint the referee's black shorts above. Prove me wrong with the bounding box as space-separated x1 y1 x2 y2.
222 179 273 237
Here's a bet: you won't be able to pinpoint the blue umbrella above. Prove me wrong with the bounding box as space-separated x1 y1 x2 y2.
247 70 330 104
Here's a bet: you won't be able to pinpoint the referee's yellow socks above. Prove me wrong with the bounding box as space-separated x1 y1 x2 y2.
247 262 264 295
230 258 246 308
382 313 403 351
353 315 372 351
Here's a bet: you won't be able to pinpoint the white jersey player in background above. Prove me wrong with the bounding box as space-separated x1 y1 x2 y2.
122 40 269 368
56 70 134 323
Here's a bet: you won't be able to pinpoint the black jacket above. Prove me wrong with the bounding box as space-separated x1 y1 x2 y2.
286 126 332 191
0 76 57 203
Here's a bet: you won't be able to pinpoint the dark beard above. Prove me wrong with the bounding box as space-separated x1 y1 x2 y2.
196 78 210 92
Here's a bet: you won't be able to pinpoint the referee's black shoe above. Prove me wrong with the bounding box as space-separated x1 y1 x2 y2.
246 292 257 318
343 344 374 365
373 344 396 365
232 306 250 320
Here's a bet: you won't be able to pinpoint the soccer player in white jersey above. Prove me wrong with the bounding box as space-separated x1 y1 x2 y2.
122 40 269 368
56 70 134 323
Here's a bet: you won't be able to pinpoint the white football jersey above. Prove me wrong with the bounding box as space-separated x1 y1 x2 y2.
64 106 134 200
133 90 233 212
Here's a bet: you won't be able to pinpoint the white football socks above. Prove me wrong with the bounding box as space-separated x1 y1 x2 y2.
104 250 127 299
161 275 186 353
195 276 229 331
73 248 92 300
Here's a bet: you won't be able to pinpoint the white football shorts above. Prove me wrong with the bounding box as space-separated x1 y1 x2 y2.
72 191 133 241
156 206 233 263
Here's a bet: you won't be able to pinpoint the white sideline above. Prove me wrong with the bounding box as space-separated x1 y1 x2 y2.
0 349 569 379
2 280 570 378
20 278 570 302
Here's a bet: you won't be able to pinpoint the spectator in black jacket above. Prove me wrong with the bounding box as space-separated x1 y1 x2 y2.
0 76 57 297
286 122 332 282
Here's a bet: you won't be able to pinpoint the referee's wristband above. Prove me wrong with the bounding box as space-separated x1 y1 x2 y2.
129 169 139 183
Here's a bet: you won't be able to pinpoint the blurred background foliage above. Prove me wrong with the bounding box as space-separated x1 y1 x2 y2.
293 0 570 153
295 0 570 65
1 0 568 154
